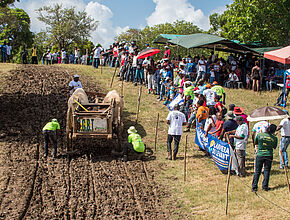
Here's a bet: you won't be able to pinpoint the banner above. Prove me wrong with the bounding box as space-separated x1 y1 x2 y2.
167 94 184 111
281 69 290 108
195 121 239 172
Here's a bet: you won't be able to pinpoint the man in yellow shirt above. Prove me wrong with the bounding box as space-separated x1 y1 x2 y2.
31 46 38 64
122 126 145 162
42 119 60 158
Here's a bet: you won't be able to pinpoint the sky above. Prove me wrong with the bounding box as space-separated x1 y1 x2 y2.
15 0 232 48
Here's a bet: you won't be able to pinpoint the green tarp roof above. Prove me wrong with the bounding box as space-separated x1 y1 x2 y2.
252 47 283 54
168 33 259 54
152 34 186 44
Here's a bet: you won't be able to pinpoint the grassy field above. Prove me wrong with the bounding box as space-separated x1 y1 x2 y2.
2 63 290 219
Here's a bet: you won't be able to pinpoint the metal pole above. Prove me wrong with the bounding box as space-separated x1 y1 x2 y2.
154 113 159 151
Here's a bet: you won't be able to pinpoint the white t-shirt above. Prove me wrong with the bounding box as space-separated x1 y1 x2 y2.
166 110 186 135
132 56 137 67
203 89 216 106
234 123 248 150
93 47 102 58
69 80 82 95
210 70 215 77
6 46 11 55
279 118 290 136
198 60 206 72
204 115 217 133
75 50 79 58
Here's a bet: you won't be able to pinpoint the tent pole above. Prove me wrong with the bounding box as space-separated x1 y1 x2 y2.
214 45 216 55
260 57 265 94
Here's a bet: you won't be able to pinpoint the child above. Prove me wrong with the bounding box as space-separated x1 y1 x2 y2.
212 112 224 139
163 78 174 105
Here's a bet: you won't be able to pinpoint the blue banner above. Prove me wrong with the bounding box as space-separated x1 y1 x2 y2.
195 121 238 172
167 94 184 111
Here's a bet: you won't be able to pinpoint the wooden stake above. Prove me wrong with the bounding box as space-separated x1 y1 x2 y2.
154 113 159 151
101 62 103 75
225 155 232 215
110 66 118 88
184 135 188 182
121 79 124 98
280 150 290 195
135 86 142 123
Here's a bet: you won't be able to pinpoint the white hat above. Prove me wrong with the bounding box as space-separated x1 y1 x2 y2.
73 74 79 78
193 90 201 94
127 126 137 134
52 118 58 122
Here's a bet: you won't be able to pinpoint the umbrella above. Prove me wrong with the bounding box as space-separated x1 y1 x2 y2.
247 106 288 122
137 47 160 59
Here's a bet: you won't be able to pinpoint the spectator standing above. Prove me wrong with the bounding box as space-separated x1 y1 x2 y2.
252 124 278 192
163 45 170 59
196 99 209 129
22 46 28 64
74 48 80 64
251 61 261 92
221 111 238 146
233 107 249 133
229 116 249 177
276 116 290 169
1 42 7 63
31 46 38 64
195 55 207 86
203 84 216 107
93 45 102 68
6 42 11 62
252 120 270 171
166 104 187 160
61 49 67 64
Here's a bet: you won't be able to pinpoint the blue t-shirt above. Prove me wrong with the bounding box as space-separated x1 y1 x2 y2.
186 63 196 73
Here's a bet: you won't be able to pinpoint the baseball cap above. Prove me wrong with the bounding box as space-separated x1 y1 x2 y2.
73 74 79 78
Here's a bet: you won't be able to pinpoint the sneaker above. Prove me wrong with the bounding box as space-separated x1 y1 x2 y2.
184 128 190 132
262 187 270 191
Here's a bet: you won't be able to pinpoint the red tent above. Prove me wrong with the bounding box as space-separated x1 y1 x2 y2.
264 45 290 64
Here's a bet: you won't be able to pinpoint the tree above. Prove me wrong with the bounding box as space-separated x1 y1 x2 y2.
37 4 98 50
0 7 33 48
117 20 203 59
210 0 290 46
0 0 19 7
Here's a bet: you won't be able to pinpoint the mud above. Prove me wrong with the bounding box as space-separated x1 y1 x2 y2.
0 65 167 219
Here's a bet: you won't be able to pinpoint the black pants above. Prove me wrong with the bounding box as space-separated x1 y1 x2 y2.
252 156 273 190
32 56 38 64
167 134 181 154
43 130 57 157
123 143 144 155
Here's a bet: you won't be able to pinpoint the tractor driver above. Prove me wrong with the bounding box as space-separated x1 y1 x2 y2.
69 74 82 95
122 126 145 162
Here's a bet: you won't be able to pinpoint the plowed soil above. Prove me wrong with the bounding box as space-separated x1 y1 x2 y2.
0 65 167 219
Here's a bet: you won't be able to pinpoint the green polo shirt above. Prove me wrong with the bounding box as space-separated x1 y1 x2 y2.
128 133 145 153
43 121 60 131
255 132 277 157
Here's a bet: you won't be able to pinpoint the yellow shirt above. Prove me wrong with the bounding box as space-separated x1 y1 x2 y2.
32 48 37 56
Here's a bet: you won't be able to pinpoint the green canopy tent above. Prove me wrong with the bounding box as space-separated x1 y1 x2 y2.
168 33 259 54
152 34 186 44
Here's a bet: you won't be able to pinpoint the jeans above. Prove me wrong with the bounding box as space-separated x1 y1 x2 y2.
235 149 246 176
209 76 215 84
1 52 7 62
156 80 161 95
159 83 166 100
135 69 144 83
43 130 57 157
252 156 273 190
266 81 276 91
93 58 100 68
167 134 181 154
195 71 205 86
74 57 79 64
126 66 132 82
279 137 290 168
187 112 196 128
